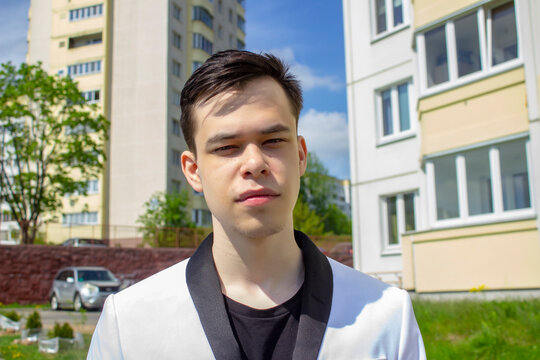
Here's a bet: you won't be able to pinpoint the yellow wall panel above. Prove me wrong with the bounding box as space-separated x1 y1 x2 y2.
419 70 529 155
402 220 540 292
414 0 479 29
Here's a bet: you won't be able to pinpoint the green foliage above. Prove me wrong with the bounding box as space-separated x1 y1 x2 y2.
298 153 351 235
0 310 20 322
413 298 540 359
0 333 92 359
293 197 325 235
25 311 42 330
323 204 352 235
48 322 74 339
0 62 109 244
137 190 195 245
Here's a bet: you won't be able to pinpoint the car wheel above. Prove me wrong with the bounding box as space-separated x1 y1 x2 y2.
50 294 59 311
73 293 85 312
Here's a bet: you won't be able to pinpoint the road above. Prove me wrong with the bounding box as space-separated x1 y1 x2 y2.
10 308 100 334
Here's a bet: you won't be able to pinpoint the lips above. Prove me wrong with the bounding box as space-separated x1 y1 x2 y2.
236 188 280 203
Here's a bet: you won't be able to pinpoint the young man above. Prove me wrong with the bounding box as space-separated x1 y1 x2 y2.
88 50 425 359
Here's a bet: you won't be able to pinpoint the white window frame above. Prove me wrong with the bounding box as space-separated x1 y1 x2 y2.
371 0 409 41
380 191 418 254
62 211 98 226
417 1 522 96
426 135 535 228
375 79 416 145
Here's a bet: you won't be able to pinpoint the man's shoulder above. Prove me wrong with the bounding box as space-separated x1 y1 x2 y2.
328 257 408 308
113 257 191 305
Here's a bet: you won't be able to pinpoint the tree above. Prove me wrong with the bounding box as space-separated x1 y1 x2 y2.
137 190 195 242
0 62 109 244
298 152 352 235
293 197 325 235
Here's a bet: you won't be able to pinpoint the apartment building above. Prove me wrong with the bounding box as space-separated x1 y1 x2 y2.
26 0 246 243
343 0 540 292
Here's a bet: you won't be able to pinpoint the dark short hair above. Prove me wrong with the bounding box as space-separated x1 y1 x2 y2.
180 50 303 154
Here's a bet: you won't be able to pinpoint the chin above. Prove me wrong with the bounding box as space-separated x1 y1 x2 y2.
226 217 288 240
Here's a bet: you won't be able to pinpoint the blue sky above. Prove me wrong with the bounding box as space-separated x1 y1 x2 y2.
0 0 350 179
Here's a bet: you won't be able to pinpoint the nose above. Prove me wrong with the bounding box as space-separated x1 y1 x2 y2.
240 144 269 178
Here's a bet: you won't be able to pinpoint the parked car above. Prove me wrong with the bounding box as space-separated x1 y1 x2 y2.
49 266 122 311
61 238 107 247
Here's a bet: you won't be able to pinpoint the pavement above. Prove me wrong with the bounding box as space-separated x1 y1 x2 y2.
7 308 100 334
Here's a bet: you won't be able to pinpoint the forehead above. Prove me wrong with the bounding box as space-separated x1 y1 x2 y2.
192 77 295 135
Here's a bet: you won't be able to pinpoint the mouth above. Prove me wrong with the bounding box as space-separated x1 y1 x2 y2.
236 188 280 205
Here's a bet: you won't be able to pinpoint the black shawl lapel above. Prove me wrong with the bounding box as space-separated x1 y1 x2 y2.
186 233 242 360
186 231 334 360
292 230 333 360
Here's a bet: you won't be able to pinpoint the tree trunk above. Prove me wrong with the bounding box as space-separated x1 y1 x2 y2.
18 219 31 244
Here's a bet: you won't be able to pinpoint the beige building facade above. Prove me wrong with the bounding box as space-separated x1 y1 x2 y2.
344 0 540 292
26 0 246 243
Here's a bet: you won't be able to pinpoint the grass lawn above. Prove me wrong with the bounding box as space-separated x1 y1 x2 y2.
0 334 91 360
413 298 540 359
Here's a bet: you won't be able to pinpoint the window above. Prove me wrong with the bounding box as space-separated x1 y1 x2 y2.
217 25 223 39
427 138 532 224
218 0 223 12
192 209 212 226
82 90 100 103
172 4 182 21
193 6 213 29
69 4 103 21
172 119 181 136
372 0 406 36
192 61 203 72
87 179 99 194
172 90 180 106
193 33 213 54
381 192 416 248
228 9 233 22
69 33 102 49
172 60 182 77
419 1 519 91
172 180 181 192
62 212 98 226
237 38 245 50
172 32 182 49
67 60 101 77
237 15 245 32
172 150 181 166
377 81 413 140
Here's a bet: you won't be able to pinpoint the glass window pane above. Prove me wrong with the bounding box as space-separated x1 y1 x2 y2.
386 196 398 245
393 0 403 26
397 83 410 131
425 25 449 87
465 147 493 215
404 193 415 231
499 140 531 210
376 0 387 34
433 155 459 220
455 13 481 77
492 2 518 66
381 89 393 136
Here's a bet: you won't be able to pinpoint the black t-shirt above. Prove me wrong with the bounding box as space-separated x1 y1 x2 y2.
223 286 303 360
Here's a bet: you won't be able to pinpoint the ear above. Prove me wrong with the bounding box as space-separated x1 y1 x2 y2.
181 151 203 193
297 135 307 176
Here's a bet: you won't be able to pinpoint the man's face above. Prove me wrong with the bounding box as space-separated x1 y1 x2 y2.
181 77 307 239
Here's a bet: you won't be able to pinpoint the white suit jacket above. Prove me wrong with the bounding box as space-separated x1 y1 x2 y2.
88 231 426 359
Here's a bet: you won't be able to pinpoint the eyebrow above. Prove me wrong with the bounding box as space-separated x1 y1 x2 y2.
206 124 291 146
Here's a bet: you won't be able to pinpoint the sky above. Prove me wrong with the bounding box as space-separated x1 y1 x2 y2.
0 0 350 179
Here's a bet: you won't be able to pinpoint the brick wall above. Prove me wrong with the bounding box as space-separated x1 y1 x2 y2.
0 245 195 304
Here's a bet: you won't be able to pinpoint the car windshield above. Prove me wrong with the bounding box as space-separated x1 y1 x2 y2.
78 270 116 282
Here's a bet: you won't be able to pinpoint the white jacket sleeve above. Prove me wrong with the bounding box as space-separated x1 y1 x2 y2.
87 295 124 360
398 292 426 360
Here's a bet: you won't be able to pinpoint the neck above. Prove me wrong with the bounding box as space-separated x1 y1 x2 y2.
211 221 304 309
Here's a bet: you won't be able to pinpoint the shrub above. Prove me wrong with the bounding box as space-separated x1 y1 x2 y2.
48 322 74 339
0 310 21 322
25 311 42 329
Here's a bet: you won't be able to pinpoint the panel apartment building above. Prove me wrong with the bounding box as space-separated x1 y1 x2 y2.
25 0 246 243
343 0 540 292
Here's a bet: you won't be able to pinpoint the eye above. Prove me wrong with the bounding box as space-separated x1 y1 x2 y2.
213 145 237 153
264 138 285 146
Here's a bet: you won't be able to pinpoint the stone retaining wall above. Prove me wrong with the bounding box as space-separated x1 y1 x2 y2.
0 245 195 304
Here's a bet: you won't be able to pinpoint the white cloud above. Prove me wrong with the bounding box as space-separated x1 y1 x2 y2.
269 47 342 92
299 109 350 179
